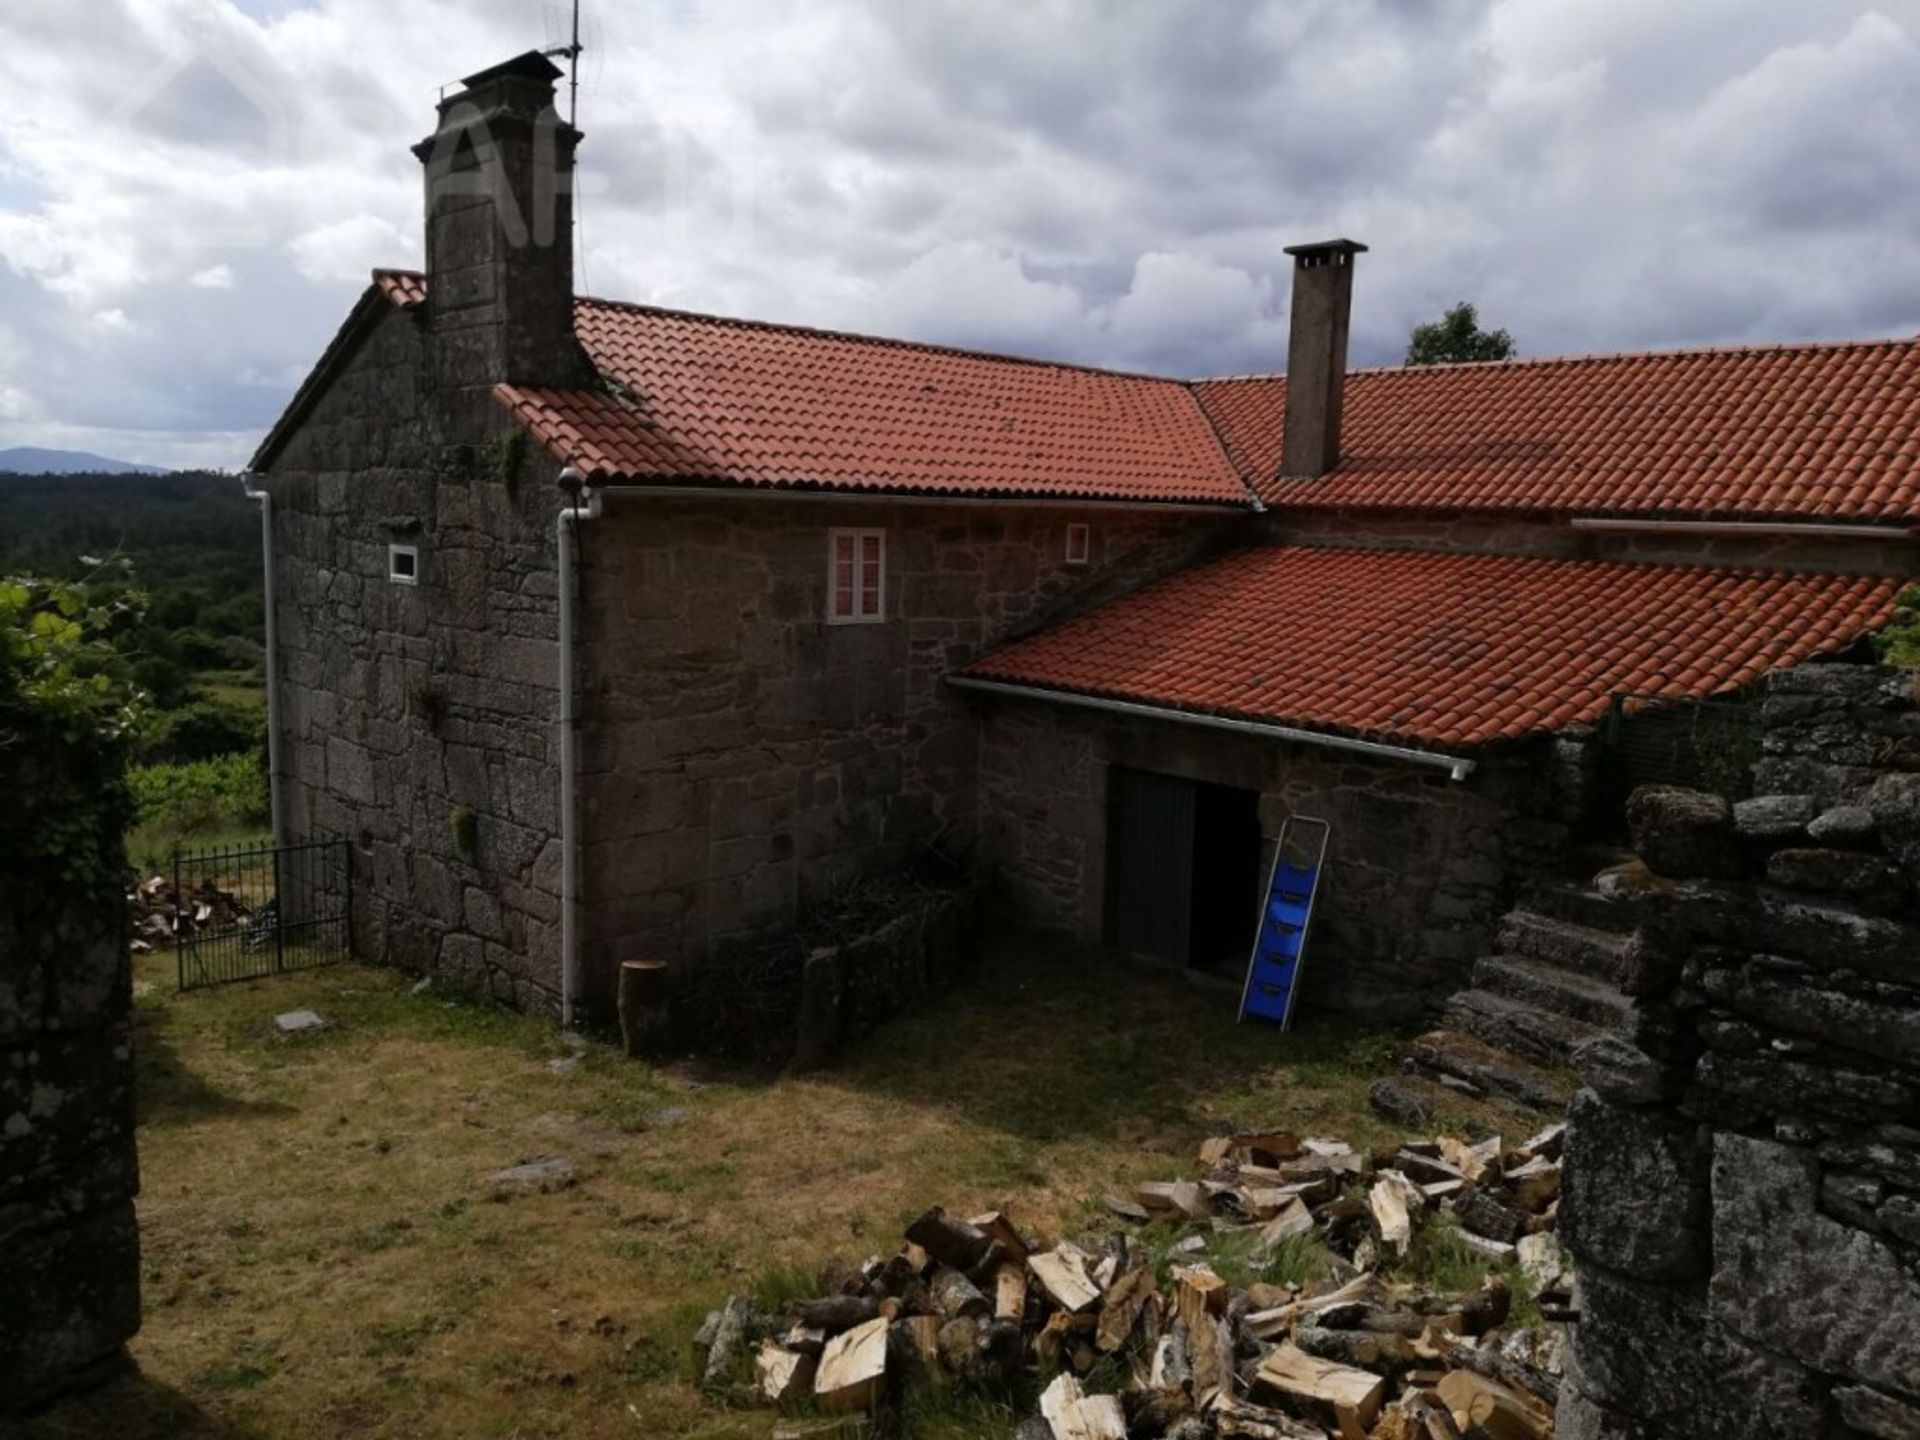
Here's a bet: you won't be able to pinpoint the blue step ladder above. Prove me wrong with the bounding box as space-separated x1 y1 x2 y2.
1237 815 1330 1029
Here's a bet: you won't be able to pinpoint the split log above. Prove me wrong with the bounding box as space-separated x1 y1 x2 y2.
970 1210 1032 1265
1039 1372 1128 1440
1148 1323 1191 1392
1136 1181 1182 1213
755 1340 816 1403
790 1294 880 1334
905 1206 993 1272
1438 1135 1501 1185
1430 1330 1560 1411
1169 1180 1214 1221
1514 1233 1563 1295
814 1316 888 1413
1102 1193 1151 1223
1502 1156 1561 1212
1294 1320 1418 1372
1257 1197 1316 1253
1254 1343 1386 1435
616 959 672 1059
1433 1369 1551 1440
1030 1247 1102 1314
1187 1311 1235 1411
993 1261 1029 1324
1369 1171 1424 1256
1170 1263 1228 1339
1095 1266 1155 1352
783 1323 827 1357
702 1294 754 1389
892 1314 943 1379
1456 1190 1526 1244
1213 1395 1331 1439
932 1266 989 1320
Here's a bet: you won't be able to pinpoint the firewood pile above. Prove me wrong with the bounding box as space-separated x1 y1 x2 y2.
126 874 252 952
695 1124 1571 1438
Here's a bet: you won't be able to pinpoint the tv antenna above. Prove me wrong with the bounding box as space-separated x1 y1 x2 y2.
542 0 584 130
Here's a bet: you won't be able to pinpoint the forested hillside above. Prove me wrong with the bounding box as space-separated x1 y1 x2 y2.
0 470 267 856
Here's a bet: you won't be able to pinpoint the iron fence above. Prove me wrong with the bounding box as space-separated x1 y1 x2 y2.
173 838 351 991
1603 692 1759 803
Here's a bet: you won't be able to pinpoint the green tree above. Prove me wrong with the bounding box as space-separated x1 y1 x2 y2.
1406 302 1515 366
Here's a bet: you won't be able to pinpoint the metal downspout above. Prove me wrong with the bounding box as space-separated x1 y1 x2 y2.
555 469 602 1029
240 473 284 849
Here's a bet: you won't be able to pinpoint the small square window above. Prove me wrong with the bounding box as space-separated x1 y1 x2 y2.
388 544 419 585
1064 523 1091 566
827 528 885 624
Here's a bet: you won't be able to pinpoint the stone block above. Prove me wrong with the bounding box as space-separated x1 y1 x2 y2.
1836 1385 1920 1440
1732 793 1814 841
1710 1132 1920 1396
1626 785 1742 880
1694 1049 1913 1129
0 1199 140 1411
1560 1089 1710 1280
1571 1031 1684 1106
1865 772 1920 875
1765 846 1903 904
1698 960 1920 1070
1808 803 1878 846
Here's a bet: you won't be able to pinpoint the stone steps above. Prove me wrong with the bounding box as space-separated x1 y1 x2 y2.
1444 986 1612 1067
1497 908 1637 984
1406 1029 1573 1113
1473 953 1634 1030
1521 879 1639 935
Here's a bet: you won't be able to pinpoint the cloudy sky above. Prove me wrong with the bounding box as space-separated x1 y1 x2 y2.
2 0 1919 469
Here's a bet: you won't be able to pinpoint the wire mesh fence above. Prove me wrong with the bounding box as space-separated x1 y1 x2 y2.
1604 692 1759 804
173 838 351 991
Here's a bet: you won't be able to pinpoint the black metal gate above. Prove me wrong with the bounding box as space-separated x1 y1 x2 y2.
174 838 351 991
1603 692 1759 803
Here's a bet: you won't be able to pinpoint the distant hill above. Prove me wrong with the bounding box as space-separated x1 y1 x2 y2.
0 445 168 476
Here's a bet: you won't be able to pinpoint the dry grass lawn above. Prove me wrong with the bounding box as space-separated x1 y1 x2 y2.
22 935 1533 1440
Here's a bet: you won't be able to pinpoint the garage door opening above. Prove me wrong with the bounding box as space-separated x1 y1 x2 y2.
1106 766 1263 972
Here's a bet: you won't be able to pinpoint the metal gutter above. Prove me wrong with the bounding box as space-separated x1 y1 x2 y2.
1569 516 1919 541
555 468 603 1030
946 676 1477 782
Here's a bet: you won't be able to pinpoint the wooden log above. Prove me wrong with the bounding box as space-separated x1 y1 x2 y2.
931 1266 989 1320
1169 1179 1213 1221
1039 1372 1127 1440
969 1210 1032 1265
1188 1311 1235 1411
1257 1196 1316 1253
1438 1135 1501 1184
1148 1323 1191 1391
756 1340 816 1403
1135 1180 1182 1213
1029 1247 1102 1314
993 1261 1028 1324
1502 1156 1561 1212
1255 1343 1386 1435
1213 1394 1331 1439
1430 1330 1560 1410
813 1316 888 1413
790 1294 880 1334
616 959 672 1059
1434 1369 1550 1440
1295 1320 1418 1371
1369 1171 1424 1256
904 1207 993 1272
1094 1266 1155 1352
1101 1193 1151 1224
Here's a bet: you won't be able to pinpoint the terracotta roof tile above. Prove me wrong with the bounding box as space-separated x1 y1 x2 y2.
1192 343 1920 522
504 296 1250 505
373 268 427 309
962 546 1904 749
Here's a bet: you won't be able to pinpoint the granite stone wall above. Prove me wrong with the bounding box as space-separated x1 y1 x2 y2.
1275 510 1920 578
972 693 1581 1017
0 746 139 1407
573 496 1241 1014
1556 662 1920 1439
269 306 569 1009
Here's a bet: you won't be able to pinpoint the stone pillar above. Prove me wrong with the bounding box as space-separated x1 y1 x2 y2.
1280 238 1367 479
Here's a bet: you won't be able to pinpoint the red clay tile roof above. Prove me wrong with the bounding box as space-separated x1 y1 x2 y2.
1193 342 1920 522
498 298 1250 505
359 270 1920 521
961 546 1903 749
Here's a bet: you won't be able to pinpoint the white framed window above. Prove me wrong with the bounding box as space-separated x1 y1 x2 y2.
1065 522 1091 566
827 528 886 624
388 543 420 586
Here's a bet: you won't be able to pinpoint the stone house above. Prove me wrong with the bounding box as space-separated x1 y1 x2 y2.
251 51 1919 1025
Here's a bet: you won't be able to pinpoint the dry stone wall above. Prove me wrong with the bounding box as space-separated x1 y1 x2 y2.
269 306 567 1009
974 695 1581 1017
0 749 139 1407
1556 662 1920 1439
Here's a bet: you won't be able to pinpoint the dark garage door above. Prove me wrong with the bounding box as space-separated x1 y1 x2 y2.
1107 766 1261 970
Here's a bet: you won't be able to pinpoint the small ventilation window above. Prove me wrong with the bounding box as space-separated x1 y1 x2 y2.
828 528 885 624
388 543 420 586
1065 523 1091 567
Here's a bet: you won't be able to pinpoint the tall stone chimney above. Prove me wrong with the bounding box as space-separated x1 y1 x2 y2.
412 51 588 434
1280 239 1367 479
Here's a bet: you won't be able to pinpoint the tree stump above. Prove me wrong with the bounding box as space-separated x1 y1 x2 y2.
617 959 672 1059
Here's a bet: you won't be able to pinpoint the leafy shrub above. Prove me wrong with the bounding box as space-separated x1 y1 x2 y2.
129 750 268 833
1872 585 1920 668
144 699 263 763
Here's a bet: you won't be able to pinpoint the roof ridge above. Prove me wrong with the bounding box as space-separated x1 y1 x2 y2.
1190 331 1920 385
574 293 1190 386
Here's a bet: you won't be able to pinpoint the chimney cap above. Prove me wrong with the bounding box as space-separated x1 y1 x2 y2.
459 50 565 90
1283 238 1369 263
